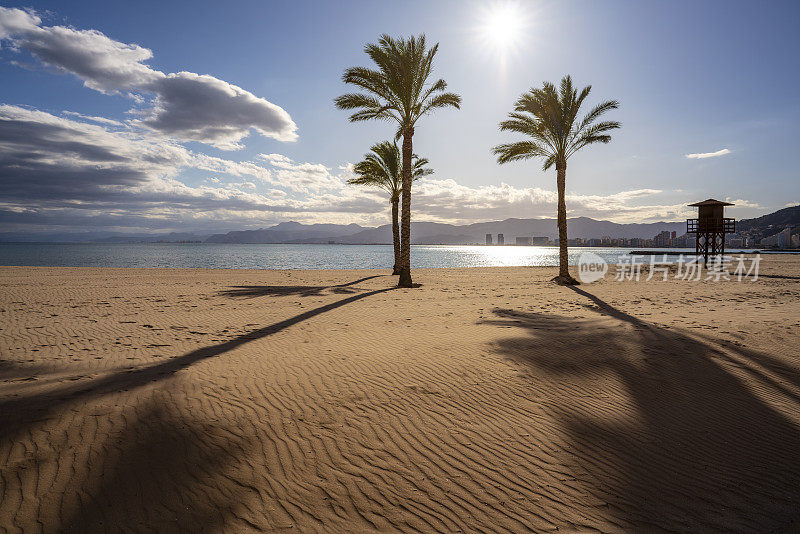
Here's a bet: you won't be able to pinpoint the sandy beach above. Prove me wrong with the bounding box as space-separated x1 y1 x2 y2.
1 258 799 532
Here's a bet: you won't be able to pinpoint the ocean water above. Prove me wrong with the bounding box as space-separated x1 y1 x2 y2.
0 243 706 270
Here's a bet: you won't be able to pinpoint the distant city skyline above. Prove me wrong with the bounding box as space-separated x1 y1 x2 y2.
1 1 799 236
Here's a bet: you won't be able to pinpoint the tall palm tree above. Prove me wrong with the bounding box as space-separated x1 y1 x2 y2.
348 141 432 275
493 75 620 285
335 34 461 287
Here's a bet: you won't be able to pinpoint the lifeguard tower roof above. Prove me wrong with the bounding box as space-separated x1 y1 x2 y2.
688 198 734 207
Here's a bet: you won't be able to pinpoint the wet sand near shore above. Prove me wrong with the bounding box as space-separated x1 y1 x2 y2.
1 258 799 532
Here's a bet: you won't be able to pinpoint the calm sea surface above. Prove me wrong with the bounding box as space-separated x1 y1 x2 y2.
0 243 710 270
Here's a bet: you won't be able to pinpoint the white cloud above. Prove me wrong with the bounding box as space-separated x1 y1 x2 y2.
258 153 345 192
0 7 297 148
191 154 272 183
138 72 297 148
62 111 125 126
411 179 678 224
0 104 762 234
15 24 161 92
685 148 731 159
0 6 39 39
0 105 379 231
723 198 760 209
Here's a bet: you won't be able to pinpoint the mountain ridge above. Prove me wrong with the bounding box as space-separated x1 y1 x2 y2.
204 217 687 244
737 205 800 237
2 205 795 244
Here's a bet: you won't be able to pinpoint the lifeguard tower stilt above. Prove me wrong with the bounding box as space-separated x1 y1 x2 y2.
686 199 735 266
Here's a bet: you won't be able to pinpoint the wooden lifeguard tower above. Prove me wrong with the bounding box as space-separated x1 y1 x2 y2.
686 199 735 265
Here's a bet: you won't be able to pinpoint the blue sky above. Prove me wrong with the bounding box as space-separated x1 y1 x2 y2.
1 0 798 235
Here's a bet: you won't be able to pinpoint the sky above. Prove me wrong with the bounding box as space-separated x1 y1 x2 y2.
1 0 798 236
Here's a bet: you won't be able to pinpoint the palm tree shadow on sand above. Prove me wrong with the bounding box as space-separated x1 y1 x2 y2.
1 280 396 428
483 286 800 532
217 274 387 298
1 280 397 530
57 399 258 533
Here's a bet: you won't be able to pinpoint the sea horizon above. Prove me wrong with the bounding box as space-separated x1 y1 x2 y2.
0 242 746 270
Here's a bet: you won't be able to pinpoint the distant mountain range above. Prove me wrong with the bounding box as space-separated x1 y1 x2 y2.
205 217 688 244
205 222 367 244
2 205 796 244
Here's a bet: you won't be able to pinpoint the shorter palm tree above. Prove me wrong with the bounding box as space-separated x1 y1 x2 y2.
348 141 432 274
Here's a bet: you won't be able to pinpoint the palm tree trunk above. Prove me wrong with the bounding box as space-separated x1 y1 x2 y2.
398 128 414 287
391 198 400 275
555 162 577 284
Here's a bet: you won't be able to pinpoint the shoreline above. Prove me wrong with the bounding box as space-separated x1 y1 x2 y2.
0 264 564 272
630 249 799 255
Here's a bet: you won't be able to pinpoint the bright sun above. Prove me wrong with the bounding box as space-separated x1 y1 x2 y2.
480 3 525 53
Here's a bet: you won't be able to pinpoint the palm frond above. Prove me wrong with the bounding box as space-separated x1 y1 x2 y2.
493 141 551 164
348 140 432 198
542 154 557 171
496 75 619 168
567 120 620 156
571 99 620 140
335 34 461 132
577 120 621 138
412 155 433 178
334 92 381 110
418 92 461 117
334 93 400 123
498 113 557 151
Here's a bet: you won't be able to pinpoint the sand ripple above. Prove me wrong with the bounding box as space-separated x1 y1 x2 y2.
1 262 799 532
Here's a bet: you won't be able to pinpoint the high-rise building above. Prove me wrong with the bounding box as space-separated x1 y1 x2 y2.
486 233 493 245
531 236 548 246
778 227 792 249
674 233 691 248
497 233 504 245
727 235 744 249
653 230 672 247
761 233 779 247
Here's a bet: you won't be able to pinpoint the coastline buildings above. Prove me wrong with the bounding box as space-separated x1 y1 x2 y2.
492 226 788 249
514 236 550 246
486 234 493 245
778 227 792 248
760 227 796 249
673 233 692 247
563 232 696 248
653 230 673 247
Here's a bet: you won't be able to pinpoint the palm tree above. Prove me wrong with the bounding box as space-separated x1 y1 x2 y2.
493 75 620 285
335 34 461 287
348 141 432 275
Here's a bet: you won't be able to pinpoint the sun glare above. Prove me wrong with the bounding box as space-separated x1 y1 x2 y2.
483 5 522 48
478 2 527 56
